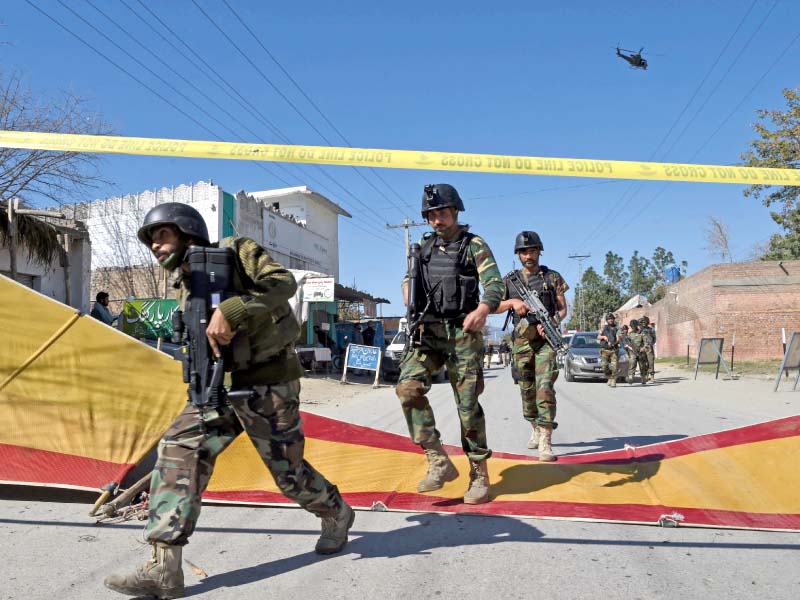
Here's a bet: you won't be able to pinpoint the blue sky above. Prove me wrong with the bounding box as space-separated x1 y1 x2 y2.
4 0 799 320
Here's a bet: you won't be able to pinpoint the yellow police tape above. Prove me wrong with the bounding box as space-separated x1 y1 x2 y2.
1 130 798 186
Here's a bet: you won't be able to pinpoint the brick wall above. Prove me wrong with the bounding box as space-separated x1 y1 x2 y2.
616 260 800 361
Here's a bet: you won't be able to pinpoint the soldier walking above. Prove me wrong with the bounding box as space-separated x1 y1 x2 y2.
599 313 620 387
395 184 504 505
104 203 354 599
625 318 649 385
499 340 511 367
639 315 657 382
496 231 568 461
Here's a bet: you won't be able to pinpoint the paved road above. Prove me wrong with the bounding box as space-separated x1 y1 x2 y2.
1 367 798 600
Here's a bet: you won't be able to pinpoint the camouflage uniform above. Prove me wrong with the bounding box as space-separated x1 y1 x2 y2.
625 327 649 384
396 226 503 462
641 324 657 380
599 323 619 385
146 237 344 545
504 268 568 429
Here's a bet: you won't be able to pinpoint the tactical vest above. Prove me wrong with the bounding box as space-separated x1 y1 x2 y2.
641 326 655 348
507 267 558 324
176 237 301 371
420 231 480 319
600 324 619 349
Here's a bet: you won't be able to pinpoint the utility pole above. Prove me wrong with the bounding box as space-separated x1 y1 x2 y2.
386 217 427 256
569 253 591 331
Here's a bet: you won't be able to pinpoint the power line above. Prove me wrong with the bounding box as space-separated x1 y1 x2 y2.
689 28 800 161
126 0 402 242
190 0 409 220
220 0 409 208
385 218 427 256
598 17 800 248
659 0 776 161
66 0 294 189
569 253 591 330
29 0 399 248
578 1 764 251
651 0 760 162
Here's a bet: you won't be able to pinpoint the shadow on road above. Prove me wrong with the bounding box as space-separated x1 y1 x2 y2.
491 453 664 497
189 513 542 595
557 434 688 455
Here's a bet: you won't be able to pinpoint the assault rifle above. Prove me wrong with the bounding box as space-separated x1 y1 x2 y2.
172 246 249 407
505 270 568 359
621 334 640 357
404 243 426 351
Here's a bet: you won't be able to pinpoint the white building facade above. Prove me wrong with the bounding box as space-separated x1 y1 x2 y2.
80 181 350 286
0 218 91 312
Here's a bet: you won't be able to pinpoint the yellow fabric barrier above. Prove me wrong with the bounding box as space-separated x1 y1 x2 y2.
0 130 797 186
2 275 799 529
0 276 184 487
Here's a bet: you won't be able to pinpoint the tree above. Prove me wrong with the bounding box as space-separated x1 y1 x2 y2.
704 216 734 262
628 251 654 296
0 70 111 207
741 88 800 259
566 266 623 331
603 251 629 293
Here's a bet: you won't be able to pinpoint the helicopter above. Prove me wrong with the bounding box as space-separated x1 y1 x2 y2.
616 46 648 70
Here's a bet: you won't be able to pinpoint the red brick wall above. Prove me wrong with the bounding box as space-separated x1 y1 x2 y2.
616 260 800 361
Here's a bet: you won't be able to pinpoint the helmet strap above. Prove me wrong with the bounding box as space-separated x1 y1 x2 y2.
154 236 188 271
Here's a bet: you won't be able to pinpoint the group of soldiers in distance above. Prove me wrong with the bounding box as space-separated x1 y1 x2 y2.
598 313 657 387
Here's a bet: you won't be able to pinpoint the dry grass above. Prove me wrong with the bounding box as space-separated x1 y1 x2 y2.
657 356 788 377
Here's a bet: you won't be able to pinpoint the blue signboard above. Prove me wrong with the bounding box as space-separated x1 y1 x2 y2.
345 344 381 371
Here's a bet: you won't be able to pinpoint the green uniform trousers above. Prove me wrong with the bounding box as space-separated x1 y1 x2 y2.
626 350 649 383
146 380 343 546
644 346 656 378
600 348 619 382
512 337 559 429
395 322 491 462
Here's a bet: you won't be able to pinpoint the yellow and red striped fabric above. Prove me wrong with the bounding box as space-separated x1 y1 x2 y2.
2 275 799 530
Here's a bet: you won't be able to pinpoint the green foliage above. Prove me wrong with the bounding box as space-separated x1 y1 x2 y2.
567 248 687 329
603 251 628 291
628 251 654 295
566 266 624 330
741 88 800 259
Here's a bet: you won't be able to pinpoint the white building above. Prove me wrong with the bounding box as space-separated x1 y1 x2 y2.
245 186 351 280
77 181 350 287
0 210 91 311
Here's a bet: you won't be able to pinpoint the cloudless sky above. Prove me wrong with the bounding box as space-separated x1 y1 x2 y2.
4 0 799 321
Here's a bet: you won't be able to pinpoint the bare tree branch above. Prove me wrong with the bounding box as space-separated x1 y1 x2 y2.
703 216 734 262
0 70 113 208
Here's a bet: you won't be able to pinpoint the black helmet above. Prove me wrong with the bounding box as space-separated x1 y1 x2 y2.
137 202 210 247
606 313 616 320
629 319 639 328
640 315 650 326
420 183 464 219
514 231 544 253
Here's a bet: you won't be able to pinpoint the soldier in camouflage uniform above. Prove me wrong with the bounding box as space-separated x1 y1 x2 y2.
395 184 503 505
496 231 568 461
625 318 649 385
105 203 354 599
599 313 620 387
639 315 657 382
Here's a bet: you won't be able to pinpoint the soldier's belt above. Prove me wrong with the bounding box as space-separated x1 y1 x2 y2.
421 317 466 327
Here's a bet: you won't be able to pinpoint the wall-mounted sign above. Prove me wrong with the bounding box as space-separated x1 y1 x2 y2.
302 277 335 302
